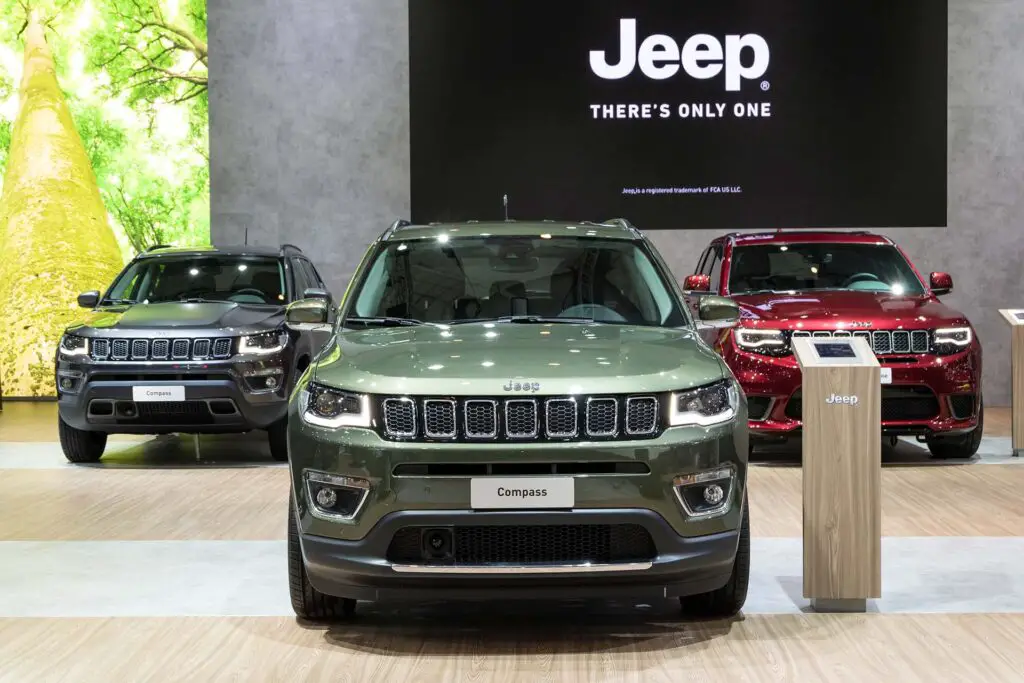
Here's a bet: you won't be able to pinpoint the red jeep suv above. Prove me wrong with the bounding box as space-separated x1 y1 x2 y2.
685 231 983 459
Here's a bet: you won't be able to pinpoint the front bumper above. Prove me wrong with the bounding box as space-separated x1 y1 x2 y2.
299 507 740 601
56 354 292 434
722 340 982 438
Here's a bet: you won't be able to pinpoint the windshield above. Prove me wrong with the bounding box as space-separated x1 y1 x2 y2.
346 235 686 326
727 243 926 296
104 255 287 305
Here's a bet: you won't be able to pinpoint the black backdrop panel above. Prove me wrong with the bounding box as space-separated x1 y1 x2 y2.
409 0 948 230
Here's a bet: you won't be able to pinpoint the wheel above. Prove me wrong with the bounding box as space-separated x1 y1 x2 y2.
268 418 289 462
926 398 984 459
58 416 107 463
287 491 356 619
680 498 750 619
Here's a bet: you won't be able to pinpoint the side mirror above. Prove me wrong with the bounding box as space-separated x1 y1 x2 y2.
286 299 329 325
697 295 739 329
683 274 711 292
77 290 100 308
929 272 953 296
303 287 331 301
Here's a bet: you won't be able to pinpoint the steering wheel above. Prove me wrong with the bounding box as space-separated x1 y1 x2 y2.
841 273 881 287
229 287 269 303
558 303 627 322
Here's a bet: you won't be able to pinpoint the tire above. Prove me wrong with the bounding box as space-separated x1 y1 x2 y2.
926 398 984 459
268 419 289 462
58 416 107 464
287 492 356 620
680 498 750 619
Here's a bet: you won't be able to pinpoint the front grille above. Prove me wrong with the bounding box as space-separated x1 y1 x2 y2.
90 337 233 362
790 329 930 355
386 524 657 565
379 394 662 442
785 386 940 422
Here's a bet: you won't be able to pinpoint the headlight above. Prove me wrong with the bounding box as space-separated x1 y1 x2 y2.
299 382 372 428
933 326 971 353
59 334 89 357
734 328 788 355
670 379 739 427
239 329 288 355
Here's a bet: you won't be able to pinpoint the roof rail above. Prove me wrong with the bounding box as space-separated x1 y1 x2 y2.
603 217 642 237
144 244 174 252
383 218 411 240
280 243 303 255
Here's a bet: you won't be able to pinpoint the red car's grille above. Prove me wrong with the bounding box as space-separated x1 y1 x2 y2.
790 329 930 355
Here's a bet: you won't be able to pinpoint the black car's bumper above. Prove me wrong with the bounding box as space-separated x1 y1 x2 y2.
300 508 740 601
56 358 290 434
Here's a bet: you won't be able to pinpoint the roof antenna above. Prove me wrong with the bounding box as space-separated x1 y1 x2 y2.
503 193 509 221
244 226 249 245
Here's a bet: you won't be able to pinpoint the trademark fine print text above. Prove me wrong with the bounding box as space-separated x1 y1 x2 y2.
589 102 772 120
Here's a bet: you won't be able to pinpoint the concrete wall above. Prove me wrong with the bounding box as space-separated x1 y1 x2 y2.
210 0 1024 405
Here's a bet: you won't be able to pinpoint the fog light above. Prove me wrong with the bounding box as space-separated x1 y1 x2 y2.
703 484 724 505
304 470 371 522
316 487 337 508
673 466 735 520
265 375 278 389
60 378 74 390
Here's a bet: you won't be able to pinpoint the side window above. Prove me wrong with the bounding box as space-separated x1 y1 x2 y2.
708 247 723 291
305 260 327 290
695 247 711 275
353 254 391 317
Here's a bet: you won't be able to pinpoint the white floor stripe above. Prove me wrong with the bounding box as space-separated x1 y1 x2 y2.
1 537 1022 617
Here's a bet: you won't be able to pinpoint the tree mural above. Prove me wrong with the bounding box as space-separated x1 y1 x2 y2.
0 0 209 396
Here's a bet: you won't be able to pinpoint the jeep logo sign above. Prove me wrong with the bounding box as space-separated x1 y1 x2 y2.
825 394 860 406
589 19 770 91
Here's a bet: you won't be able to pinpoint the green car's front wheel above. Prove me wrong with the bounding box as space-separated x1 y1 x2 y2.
679 497 750 619
287 491 356 620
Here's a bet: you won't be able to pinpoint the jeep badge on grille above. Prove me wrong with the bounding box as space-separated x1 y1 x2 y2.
504 380 540 393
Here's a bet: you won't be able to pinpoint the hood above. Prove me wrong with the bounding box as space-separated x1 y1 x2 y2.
315 322 728 396
67 302 284 336
732 290 969 330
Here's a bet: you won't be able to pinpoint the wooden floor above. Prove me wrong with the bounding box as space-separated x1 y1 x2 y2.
1 402 1022 682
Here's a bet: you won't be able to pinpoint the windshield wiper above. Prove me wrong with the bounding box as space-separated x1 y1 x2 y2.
100 298 135 305
499 315 595 324
345 316 429 327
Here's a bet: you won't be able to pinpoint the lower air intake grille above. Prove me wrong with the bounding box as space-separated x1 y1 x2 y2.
385 524 657 565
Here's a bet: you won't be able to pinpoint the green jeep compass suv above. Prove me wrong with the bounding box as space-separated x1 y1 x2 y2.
286 218 750 619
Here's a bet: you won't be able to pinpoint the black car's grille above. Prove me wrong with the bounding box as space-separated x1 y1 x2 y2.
90 337 234 362
378 395 661 442
785 386 940 422
386 524 657 565
789 329 930 355
135 401 215 425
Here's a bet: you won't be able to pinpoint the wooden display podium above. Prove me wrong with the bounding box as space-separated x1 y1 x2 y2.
792 336 882 612
998 309 1024 456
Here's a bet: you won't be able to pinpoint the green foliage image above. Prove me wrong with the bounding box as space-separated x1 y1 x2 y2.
0 0 209 396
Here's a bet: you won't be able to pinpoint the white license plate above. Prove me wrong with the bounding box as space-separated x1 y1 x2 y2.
880 367 892 384
470 477 574 510
132 385 185 402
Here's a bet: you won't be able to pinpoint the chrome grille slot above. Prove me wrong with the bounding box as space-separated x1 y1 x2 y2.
892 330 911 353
464 400 497 439
586 398 618 437
911 330 929 352
192 339 212 358
131 339 149 360
111 339 129 360
150 339 170 359
625 396 658 435
213 338 233 358
423 399 456 439
90 339 110 360
383 398 416 437
171 339 190 359
506 399 539 439
545 398 578 438
872 331 892 354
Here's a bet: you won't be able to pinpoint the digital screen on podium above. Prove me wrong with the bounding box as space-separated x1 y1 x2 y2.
813 341 857 359
1014 312 1024 322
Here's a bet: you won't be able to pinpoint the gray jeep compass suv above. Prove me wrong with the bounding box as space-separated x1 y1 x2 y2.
55 244 335 462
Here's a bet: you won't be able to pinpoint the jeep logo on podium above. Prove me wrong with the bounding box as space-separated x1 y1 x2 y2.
589 18 770 91
825 394 860 406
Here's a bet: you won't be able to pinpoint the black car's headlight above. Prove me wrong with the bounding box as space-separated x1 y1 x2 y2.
669 379 739 427
239 329 288 355
299 382 371 429
58 333 89 358
933 326 972 354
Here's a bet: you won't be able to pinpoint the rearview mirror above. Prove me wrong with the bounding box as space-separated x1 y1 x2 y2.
303 287 331 301
683 274 711 292
697 295 739 328
286 299 328 325
77 290 100 308
929 272 953 296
